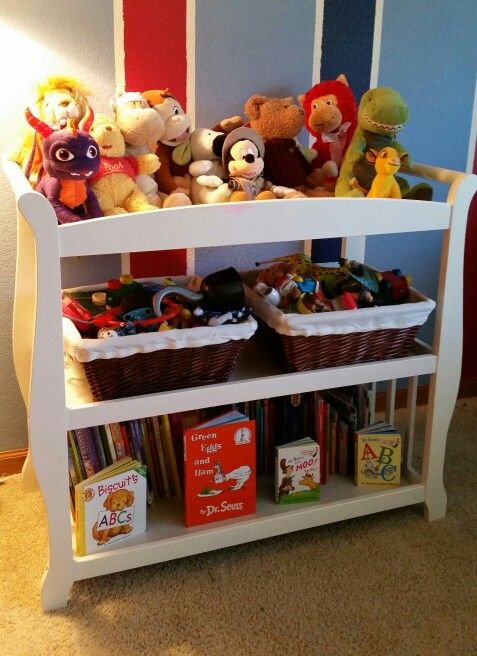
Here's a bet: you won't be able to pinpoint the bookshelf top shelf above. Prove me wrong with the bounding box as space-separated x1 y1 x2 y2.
3 161 459 258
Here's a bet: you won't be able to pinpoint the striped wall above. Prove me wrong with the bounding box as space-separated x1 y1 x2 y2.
116 0 477 367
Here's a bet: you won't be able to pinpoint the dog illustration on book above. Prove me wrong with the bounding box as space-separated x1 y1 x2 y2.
213 462 252 491
92 489 135 545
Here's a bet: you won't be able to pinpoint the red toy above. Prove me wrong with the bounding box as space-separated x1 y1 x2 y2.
299 74 357 187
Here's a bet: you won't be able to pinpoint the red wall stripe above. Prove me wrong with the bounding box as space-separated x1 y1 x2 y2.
462 142 477 381
122 0 188 276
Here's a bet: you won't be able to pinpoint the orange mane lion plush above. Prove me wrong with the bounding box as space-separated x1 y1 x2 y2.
299 74 357 188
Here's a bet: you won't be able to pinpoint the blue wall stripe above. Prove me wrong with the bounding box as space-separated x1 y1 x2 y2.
312 0 376 263
194 0 316 276
365 0 477 344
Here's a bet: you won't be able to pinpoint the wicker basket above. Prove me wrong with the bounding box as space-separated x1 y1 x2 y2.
63 313 257 402
245 282 435 373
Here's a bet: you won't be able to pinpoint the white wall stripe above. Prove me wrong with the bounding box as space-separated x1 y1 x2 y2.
186 0 196 131
309 0 325 148
466 73 477 173
370 0 384 88
186 0 196 274
113 0 125 94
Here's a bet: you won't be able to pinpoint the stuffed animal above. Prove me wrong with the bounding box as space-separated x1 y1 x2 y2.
13 75 91 187
365 147 406 199
142 89 193 197
335 87 433 200
112 92 164 203
221 127 304 201
24 106 102 224
298 74 357 188
244 94 327 196
189 128 231 204
89 113 159 215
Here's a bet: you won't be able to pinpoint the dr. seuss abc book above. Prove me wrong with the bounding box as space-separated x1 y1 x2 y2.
74 457 147 556
183 410 256 527
275 438 320 504
354 423 401 486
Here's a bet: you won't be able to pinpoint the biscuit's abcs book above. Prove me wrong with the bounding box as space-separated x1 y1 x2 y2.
183 410 256 527
355 423 401 486
275 438 320 504
74 457 147 556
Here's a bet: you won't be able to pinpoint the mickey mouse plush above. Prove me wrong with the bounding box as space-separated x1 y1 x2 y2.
222 127 303 201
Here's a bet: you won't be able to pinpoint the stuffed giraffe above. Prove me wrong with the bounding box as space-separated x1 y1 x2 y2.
366 146 407 199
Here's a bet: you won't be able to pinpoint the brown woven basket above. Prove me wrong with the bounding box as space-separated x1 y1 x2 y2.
83 340 245 401
256 318 419 372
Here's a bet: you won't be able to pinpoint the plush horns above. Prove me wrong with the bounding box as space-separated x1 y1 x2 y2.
24 108 54 139
78 103 94 133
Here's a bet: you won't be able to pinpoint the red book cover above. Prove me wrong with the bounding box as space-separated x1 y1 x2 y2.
313 392 328 485
183 411 256 527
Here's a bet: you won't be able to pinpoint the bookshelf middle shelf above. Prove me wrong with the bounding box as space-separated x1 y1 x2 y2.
65 338 437 430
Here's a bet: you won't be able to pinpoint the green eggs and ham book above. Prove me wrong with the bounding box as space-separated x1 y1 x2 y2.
183 410 256 527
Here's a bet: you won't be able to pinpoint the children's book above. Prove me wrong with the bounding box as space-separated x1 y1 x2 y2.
74 457 147 556
275 437 320 504
355 422 401 486
183 410 256 527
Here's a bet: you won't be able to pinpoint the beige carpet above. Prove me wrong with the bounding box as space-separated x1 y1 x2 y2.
1 398 476 656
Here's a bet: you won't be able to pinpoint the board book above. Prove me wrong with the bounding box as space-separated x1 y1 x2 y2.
74 457 147 556
355 422 401 486
183 410 256 527
275 437 320 504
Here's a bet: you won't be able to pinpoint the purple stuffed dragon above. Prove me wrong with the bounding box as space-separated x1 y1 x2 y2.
25 106 103 224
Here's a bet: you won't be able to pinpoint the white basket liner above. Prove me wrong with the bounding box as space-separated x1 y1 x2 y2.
62 277 257 363
63 316 257 363
244 286 435 337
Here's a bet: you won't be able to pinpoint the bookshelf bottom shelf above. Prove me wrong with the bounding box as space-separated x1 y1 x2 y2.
72 476 425 581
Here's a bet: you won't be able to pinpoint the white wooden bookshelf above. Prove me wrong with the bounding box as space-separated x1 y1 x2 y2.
4 159 476 611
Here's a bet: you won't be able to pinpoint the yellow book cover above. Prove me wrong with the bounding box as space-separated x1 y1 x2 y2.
74 457 147 556
355 423 401 486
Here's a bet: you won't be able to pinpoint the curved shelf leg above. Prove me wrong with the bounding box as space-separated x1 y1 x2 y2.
21 450 38 493
40 566 73 612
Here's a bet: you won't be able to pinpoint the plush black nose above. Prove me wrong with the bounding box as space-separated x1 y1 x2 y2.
212 133 226 158
244 154 255 163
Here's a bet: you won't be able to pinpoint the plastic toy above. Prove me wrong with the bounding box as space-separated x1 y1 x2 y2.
24 107 103 224
153 267 245 316
365 147 406 199
377 270 412 304
335 87 432 200
298 74 357 188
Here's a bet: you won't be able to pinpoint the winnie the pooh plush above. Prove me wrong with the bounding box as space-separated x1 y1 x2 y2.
244 94 327 196
89 114 160 215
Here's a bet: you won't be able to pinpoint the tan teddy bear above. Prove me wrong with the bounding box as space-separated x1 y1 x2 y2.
89 114 160 215
244 94 329 196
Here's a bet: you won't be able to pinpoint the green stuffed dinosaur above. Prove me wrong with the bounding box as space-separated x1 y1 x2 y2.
335 87 432 200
